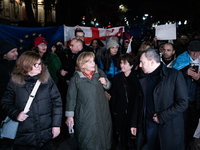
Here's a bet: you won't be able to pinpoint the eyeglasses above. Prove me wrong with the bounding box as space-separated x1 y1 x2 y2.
38 43 47 47
34 62 42 68
76 35 84 39
69 44 73 47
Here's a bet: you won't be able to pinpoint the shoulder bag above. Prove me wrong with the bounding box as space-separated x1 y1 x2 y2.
1 80 41 139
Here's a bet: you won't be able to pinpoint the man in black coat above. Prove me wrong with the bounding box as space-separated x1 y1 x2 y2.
173 40 200 150
65 38 85 80
0 40 18 149
0 40 18 121
131 48 188 150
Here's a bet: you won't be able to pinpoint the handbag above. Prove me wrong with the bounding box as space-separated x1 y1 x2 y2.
1 80 41 139
105 91 111 101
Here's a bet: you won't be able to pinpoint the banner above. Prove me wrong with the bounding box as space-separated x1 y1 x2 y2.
64 25 124 46
0 24 64 55
155 24 176 40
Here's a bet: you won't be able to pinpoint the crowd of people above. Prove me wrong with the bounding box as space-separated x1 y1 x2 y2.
1 27 200 150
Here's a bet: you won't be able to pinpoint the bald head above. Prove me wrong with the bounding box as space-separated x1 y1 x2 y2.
69 38 83 54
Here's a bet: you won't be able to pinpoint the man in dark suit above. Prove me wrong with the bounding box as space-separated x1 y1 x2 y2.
131 48 188 150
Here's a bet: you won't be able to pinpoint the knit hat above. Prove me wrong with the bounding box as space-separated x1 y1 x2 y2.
188 40 200 52
106 40 119 50
0 41 17 56
34 37 47 48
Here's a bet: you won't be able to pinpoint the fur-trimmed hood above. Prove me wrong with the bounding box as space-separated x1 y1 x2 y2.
11 68 50 85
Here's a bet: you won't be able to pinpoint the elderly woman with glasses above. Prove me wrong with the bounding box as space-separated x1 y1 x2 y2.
65 52 112 150
1 51 62 150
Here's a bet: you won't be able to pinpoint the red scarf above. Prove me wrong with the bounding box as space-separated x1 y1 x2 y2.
83 71 95 80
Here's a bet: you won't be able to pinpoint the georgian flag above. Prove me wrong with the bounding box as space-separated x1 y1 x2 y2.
64 25 124 47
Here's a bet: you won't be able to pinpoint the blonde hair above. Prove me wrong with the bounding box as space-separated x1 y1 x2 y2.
138 41 151 54
76 52 95 72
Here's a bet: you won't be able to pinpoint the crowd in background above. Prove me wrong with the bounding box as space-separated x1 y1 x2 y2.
1 27 200 150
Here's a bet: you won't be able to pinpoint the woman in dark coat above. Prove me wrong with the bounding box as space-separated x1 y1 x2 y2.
65 52 112 150
110 53 140 150
1 51 62 150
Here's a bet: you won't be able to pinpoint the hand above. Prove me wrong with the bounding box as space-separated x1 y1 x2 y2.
51 46 56 53
153 36 157 42
52 127 60 138
153 113 159 124
66 117 74 128
131 127 137 136
17 111 29 122
98 77 107 86
106 30 110 36
60 69 68 76
187 67 200 80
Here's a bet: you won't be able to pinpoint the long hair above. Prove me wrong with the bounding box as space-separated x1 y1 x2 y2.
102 48 120 71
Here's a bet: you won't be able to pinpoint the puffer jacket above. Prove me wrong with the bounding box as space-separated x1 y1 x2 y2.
1 68 62 147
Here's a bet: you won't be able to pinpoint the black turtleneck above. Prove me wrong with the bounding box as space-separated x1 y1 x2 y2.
146 63 162 122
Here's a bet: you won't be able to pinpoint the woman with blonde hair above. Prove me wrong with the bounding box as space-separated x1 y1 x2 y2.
1 51 62 150
65 52 112 150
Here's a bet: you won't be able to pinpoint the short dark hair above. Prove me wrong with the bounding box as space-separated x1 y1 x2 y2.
164 43 174 50
141 48 160 63
75 29 85 36
120 53 138 69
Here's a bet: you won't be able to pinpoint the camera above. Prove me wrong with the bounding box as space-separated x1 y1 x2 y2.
192 65 199 73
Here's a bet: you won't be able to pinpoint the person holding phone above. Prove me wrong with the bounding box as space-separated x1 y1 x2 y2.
173 40 200 150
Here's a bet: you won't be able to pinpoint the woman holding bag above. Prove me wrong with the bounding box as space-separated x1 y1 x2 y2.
65 52 112 150
1 51 62 150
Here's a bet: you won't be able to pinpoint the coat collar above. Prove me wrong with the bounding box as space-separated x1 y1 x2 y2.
139 62 167 80
76 65 99 78
11 68 50 85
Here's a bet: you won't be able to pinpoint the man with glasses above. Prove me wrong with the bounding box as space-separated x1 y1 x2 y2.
75 29 93 52
66 38 85 80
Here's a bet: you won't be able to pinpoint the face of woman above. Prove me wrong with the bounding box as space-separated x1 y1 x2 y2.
92 40 99 50
120 60 133 75
110 45 119 56
28 59 42 76
38 43 47 54
83 57 95 74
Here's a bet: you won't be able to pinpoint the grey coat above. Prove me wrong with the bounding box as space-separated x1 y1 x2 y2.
65 66 112 150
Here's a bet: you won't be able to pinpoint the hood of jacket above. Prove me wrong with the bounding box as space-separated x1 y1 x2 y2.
11 68 50 85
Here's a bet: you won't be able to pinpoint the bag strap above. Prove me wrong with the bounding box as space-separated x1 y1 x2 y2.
23 80 41 114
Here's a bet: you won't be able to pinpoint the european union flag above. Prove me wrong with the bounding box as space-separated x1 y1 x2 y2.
0 24 64 55
123 26 147 40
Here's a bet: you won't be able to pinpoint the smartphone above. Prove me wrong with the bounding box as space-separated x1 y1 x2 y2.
192 65 199 73
68 122 74 134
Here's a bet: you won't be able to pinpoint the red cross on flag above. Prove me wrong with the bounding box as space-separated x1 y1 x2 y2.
64 25 124 47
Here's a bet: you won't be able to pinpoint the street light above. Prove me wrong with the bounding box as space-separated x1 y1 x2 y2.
144 14 148 17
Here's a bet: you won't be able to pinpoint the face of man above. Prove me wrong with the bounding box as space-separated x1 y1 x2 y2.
180 35 189 45
4 48 18 61
188 50 200 60
69 39 80 54
75 32 84 42
163 44 175 60
139 53 153 74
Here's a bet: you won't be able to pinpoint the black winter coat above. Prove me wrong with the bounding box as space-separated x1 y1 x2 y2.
0 58 16 122
1 69 62 147
110 70 140 136
131 64 188 150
